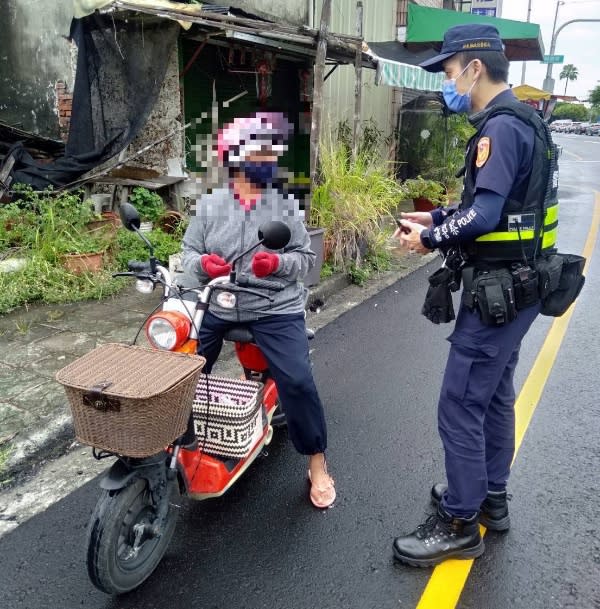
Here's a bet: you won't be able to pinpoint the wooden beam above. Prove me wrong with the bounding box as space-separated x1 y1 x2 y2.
309 0 332 207
352 1 363 159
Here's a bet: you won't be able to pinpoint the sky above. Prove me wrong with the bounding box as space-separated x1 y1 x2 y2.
500 0 600 100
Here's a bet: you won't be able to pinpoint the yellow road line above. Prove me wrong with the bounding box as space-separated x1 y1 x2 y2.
414 192 600 609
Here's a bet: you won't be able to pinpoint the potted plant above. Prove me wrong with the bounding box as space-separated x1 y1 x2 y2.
54 226 109 275
127 187 166 232
400 176 448 212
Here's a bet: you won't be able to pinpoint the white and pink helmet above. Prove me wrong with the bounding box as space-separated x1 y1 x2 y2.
216 112 293 165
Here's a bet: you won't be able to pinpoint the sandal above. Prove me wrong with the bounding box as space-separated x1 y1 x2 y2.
307 468 336 509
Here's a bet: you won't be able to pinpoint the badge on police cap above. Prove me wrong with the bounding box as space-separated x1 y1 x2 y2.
476 137 491 168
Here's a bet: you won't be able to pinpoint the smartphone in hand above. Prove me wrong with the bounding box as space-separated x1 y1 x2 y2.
395 219 411 234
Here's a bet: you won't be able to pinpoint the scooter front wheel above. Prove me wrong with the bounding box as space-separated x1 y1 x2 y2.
86 477 179 595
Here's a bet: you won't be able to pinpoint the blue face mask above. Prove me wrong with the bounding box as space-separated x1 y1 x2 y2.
442 62 476 114
240 161 278 186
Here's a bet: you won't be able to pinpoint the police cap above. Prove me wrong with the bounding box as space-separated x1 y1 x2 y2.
419 24 505 73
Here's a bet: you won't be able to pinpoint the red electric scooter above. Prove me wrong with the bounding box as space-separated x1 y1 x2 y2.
58 203 312 595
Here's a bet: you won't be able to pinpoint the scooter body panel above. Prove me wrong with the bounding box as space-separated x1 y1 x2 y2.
234 341 269 371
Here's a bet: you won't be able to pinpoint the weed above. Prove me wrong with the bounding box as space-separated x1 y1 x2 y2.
349 264 371 286
14 319 31 334
46 310 65 322
0 442 12 479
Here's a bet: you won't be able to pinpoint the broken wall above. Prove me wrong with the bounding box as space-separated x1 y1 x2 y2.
0 0 76 139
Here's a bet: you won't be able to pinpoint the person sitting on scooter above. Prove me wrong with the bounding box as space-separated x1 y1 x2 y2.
180 111 335 509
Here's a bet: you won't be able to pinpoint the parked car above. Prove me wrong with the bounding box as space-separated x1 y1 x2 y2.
574 122 590 134
586 123 600 136
550 120 572 133
566 122 582 133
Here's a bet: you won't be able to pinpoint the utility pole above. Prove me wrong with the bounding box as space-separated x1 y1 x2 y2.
520 0 532 85
352 1 363 159
542 17 600 93
310 0 332 199
542 0 565 93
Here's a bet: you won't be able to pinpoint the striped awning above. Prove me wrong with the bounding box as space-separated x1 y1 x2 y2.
375 60 443 91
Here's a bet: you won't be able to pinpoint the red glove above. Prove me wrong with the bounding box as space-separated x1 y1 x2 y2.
201 254 231 279
251 252 280 278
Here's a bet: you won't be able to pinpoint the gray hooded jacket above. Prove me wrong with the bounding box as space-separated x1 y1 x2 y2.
181 185 315 322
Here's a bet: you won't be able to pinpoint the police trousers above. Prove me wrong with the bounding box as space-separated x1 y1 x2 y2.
438 300 540 517
198 310 327 456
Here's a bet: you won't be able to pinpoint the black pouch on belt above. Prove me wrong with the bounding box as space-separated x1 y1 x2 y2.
472 268 517 327
539 253 586 317
536 254 564 300
421 267 456 325
510 263 540 310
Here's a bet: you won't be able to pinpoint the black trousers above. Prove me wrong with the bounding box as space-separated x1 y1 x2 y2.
196 310 327 455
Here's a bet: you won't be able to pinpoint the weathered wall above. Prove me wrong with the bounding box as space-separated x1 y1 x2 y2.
126 43 184 173
314 0 397 138
0 0 75 138
226 0 309 25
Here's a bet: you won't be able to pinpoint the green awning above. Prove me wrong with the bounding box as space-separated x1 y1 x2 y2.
406 4 544 61
376 61 443 91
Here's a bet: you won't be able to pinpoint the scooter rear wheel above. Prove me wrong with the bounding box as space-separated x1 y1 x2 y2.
86 478 179 595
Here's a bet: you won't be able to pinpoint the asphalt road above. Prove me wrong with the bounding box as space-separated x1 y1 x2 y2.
0 133 599 609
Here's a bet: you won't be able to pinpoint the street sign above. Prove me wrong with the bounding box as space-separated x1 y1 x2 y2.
470 0 503 17
542 55 565 64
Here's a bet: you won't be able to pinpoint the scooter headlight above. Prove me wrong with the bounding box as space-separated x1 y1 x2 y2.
146 312 191 351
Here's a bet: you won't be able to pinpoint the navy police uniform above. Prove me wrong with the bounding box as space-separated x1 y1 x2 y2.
438 89 543 517
393 24 558 565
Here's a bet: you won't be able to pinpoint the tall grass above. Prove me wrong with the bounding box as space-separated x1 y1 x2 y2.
310 133 402 270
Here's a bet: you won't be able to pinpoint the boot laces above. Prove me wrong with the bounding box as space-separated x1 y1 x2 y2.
415 514 442 540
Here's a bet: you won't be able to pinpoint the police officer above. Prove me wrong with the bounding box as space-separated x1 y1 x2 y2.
392 24 558 566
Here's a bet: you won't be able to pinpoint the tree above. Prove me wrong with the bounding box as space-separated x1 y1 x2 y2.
551 102 588 122
559 64 579 96
589 85 600 121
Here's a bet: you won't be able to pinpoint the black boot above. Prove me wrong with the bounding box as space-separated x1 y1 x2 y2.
431 483 510 532
392 505 484 567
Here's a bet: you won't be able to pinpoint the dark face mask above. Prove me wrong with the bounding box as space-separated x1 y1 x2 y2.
240 161 278 186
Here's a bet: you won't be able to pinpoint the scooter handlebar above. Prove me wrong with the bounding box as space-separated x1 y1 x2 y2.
236 274 286 292
127 260 152 272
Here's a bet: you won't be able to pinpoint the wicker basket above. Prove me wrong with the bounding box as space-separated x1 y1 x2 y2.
56 343 206 457
192 375 264 459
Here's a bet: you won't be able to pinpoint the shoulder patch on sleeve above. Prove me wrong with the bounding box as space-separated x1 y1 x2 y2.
476 136 491 168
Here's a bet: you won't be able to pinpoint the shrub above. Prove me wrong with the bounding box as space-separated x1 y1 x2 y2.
128 187 166 223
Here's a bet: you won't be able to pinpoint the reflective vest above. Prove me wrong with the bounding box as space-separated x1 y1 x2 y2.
459 102 559 264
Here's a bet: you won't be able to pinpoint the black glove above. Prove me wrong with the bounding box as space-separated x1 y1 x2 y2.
421 267 456 325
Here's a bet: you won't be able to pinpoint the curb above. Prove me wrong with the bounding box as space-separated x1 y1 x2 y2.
2 253 436 484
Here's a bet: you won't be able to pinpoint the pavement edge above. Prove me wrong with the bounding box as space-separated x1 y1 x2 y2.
2 253 436 484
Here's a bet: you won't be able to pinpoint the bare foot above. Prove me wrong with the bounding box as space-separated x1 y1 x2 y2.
308 453 336 508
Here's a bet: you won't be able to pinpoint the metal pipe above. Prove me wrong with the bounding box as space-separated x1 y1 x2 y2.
542 0 565 92
543 16 600 93
520 0 532 85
